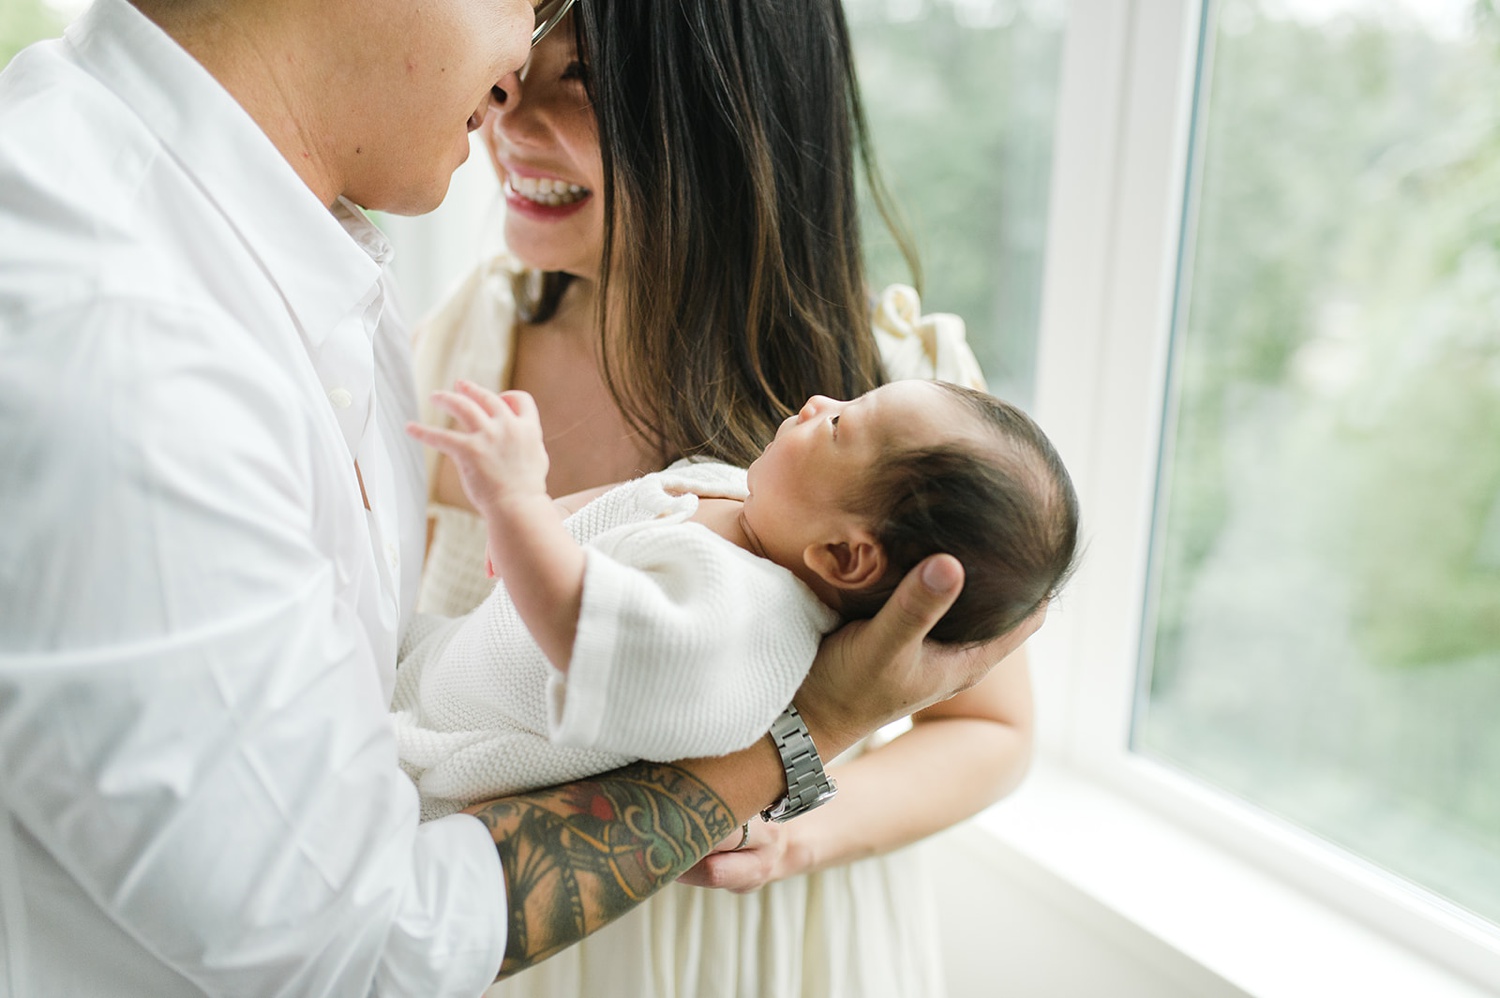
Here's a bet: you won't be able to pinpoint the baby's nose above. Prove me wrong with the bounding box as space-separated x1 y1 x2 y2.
799 395 834 421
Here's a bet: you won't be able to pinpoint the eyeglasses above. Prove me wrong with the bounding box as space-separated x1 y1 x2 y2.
532 0 578 47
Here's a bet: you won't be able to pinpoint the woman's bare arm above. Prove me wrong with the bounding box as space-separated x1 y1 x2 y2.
553 482 616 514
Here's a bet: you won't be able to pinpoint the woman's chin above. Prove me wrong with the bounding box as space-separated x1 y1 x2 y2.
502 225 599 279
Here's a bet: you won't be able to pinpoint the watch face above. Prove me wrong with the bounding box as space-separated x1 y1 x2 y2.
763 779 838 823
763 704 836 822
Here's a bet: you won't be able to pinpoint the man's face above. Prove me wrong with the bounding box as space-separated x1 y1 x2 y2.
339 0 537 215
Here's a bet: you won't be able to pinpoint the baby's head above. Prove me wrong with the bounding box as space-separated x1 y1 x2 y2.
742 380 1080 644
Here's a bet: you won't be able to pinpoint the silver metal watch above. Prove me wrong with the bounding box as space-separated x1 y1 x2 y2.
760 704 838 823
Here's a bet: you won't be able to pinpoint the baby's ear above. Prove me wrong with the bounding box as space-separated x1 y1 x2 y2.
803 530 886 591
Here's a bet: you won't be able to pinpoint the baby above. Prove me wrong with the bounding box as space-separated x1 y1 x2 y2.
393 379 1079 818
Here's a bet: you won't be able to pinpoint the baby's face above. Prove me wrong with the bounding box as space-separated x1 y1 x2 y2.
743 381 973 552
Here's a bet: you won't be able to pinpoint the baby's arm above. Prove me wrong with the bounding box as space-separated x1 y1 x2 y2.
407 380 585 671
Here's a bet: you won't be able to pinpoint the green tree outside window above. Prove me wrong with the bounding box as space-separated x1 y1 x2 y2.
1 0 66 69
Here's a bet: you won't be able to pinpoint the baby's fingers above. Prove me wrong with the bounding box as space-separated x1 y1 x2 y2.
405 420 471 457
454 379 506 417
429 388 492 432
497 389 540 422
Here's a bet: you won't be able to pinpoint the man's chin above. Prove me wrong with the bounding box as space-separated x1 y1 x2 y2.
345 174 454 218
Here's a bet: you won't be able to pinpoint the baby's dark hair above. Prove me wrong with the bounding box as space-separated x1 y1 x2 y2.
840 383 1080 645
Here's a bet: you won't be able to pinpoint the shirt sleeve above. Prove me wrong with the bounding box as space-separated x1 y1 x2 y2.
546 523 840 760
0 299 506 997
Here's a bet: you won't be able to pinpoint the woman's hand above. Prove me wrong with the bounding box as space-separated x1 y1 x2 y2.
795 553 1045 757
407 380 550 519
682 642 1037 894
678 818 804 893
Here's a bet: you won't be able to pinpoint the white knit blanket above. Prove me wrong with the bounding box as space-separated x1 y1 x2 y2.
392 461 839 818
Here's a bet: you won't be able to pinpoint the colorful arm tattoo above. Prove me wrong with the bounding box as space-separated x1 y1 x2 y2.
466 761 737 978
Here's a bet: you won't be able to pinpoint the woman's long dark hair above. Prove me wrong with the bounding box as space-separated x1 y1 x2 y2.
521 0 919 468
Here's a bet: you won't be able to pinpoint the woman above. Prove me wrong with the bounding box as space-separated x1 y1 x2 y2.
414 3 1035 995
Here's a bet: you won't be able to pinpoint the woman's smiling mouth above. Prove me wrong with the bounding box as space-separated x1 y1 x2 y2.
506 174 590 206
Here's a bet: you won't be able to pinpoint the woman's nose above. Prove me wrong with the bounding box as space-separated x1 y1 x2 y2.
489 69 552 150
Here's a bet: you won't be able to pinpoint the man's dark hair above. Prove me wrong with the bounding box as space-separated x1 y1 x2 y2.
840 383 1081 645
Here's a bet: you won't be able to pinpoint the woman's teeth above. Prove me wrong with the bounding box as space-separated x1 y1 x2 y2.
509 176 589 206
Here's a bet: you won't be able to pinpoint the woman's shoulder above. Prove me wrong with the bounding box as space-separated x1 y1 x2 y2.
411 254 523 483
870 283 988 391
412 254 522 386
420 254 523 335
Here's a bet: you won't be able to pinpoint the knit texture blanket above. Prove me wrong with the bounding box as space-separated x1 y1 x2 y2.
392 461 839 818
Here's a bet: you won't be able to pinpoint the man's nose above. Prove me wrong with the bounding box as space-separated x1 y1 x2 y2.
490 71 523 110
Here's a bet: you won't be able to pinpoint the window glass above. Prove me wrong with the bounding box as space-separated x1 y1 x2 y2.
1 0 70 66
846 0 1067 406
1140 0 1500 924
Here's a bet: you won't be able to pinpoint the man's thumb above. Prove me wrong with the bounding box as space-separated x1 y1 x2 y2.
872 554 964 647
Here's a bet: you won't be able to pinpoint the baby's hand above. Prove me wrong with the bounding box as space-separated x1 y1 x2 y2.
407 380 550 517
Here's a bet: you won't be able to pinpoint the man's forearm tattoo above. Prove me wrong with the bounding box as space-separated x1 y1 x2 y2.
468 761 737 977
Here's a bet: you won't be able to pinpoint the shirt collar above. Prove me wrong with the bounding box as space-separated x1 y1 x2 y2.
66 0 382 347
331 198 396 268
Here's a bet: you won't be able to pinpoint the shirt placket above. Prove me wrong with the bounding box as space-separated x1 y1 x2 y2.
314 282 402 689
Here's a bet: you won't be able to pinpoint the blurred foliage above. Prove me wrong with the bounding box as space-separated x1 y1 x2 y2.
0 0 64 68
1144 0 1500 921
1154 0 1500 675
846 0 1064 408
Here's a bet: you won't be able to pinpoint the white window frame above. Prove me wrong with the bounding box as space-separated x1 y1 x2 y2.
1012 1 1500 993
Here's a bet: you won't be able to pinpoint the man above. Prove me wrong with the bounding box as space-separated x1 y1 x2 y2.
0 1 1040 994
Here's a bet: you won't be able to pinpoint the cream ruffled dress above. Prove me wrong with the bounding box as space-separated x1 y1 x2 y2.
411 260 986 998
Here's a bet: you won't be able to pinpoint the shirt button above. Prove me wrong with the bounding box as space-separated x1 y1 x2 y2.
328 388 354 409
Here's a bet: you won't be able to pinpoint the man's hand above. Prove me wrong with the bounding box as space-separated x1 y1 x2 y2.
795 554 1045 758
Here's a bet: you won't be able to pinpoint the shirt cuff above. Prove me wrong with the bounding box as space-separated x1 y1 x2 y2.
548 549 625 748
374 813 507 997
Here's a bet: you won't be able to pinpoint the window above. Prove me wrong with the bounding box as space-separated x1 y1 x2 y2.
1 0 69 65
1026 0 1500 984
1031 0 1500 988
1139 0 1500 928
847 0 1067 407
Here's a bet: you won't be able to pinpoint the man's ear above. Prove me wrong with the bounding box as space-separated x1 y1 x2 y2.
803 530 887 591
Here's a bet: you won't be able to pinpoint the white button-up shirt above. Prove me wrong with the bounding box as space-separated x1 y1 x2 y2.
0 1 507 995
